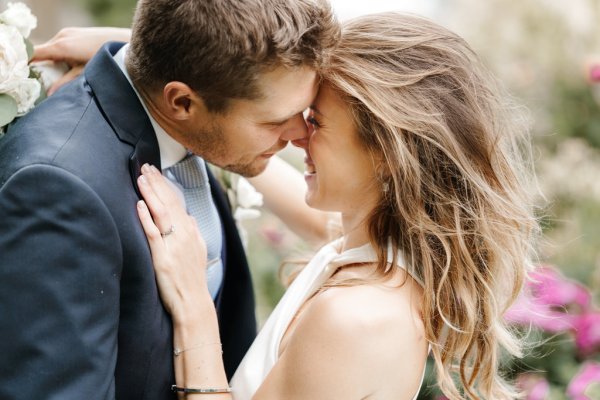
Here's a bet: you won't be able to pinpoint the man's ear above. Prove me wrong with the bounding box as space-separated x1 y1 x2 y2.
162 81 208 121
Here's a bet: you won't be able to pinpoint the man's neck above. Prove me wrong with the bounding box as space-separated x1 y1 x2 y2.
114 44 187 168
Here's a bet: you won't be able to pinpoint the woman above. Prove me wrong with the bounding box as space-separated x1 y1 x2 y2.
37 13 538 399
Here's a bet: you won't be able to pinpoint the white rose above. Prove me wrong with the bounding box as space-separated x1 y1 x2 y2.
0 2 37 38
7 77 40 114
0 23 29 94
30 61 69 91
236 177 263 209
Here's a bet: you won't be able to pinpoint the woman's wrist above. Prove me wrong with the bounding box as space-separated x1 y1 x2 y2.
172 295 218 329
172 305 221 357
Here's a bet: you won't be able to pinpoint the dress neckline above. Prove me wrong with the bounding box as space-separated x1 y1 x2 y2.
327 237 424 288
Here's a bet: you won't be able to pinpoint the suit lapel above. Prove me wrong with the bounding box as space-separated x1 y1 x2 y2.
84 41 161 196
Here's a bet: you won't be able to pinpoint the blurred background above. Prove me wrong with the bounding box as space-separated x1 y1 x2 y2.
8 0 600 398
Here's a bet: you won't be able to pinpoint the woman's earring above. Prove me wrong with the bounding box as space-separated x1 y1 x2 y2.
382 182 390 193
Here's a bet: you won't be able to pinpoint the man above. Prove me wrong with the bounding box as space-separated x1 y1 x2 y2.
0 0 338 398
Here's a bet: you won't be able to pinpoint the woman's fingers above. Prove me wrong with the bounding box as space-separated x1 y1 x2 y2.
136 200 164 250
143 164 183 210
136 166 211 316
137 172 173 235
32 27 132 65
32 28 88 64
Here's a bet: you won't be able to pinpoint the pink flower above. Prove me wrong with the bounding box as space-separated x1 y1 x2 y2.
505 265 591 332
529 266 591 311
573 312 600 355
567 362 600 400
505 293 576 332
591 65 600 82
516 373 550 400
261 226 285 247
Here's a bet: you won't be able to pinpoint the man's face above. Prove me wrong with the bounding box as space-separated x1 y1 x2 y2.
181 66 318 177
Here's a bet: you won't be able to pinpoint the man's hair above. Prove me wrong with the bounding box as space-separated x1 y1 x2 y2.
127 0 339 112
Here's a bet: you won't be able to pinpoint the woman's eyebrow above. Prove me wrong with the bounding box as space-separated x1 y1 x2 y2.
309 105 324 116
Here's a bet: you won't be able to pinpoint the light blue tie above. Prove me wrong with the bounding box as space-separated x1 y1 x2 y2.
163 154 224 299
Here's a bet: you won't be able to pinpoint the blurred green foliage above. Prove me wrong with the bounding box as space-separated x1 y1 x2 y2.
548 81 600 150
76 0 136 27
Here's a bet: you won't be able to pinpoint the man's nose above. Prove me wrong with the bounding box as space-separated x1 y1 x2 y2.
280 113 309 144
290 121 311 150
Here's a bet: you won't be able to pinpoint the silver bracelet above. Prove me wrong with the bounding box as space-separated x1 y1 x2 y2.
171 385 232 394
173 342 222 357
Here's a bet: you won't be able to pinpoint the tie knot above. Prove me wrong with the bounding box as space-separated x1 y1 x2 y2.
165 155 209 189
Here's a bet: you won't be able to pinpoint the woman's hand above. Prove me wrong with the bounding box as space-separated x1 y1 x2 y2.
33 27 131 95
136 163 211 320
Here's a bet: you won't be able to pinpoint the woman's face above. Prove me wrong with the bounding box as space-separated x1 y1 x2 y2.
294 84 381 214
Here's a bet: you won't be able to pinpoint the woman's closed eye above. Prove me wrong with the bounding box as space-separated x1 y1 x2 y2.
305 115 321 128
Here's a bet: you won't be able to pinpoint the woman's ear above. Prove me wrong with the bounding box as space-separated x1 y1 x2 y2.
162 81 208 121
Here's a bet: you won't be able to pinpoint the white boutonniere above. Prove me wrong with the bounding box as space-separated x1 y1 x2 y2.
213 168 263 248
0 2 42 135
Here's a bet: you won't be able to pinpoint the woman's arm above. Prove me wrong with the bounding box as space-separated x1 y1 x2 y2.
248 155 338 245
33 27 131 64
136 163 231 399
33 27 132 94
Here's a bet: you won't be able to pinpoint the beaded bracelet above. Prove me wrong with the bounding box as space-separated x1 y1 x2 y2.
171 385 232 394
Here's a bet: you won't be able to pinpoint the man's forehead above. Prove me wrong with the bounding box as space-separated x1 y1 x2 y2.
251 66 319 120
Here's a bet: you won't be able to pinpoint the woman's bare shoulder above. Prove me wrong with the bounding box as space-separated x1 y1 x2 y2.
306 281 426 347
274 281 429 399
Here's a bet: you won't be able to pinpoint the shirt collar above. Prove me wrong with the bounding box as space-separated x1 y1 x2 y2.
113 44 188 169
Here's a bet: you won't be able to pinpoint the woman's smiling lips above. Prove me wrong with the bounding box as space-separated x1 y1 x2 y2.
304 154 316 178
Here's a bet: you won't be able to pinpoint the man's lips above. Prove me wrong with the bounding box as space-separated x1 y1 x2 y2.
260 153 275 159
260 143 287 159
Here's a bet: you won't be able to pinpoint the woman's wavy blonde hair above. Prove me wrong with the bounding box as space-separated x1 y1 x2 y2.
322 13 539 399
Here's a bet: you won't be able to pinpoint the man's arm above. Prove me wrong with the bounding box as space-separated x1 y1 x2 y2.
0 164 122 399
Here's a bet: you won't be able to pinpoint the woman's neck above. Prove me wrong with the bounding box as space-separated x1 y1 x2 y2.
340 211 371 252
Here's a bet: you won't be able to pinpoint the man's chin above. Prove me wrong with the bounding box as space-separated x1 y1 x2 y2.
223 157 270 177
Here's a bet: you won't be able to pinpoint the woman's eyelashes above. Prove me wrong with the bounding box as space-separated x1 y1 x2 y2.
306 115 321 128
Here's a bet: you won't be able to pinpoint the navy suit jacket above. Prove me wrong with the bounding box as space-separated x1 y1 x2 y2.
0 42 256 399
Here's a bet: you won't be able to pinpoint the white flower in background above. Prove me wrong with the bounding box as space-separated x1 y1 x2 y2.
222 175 263 249
234 207 261 221
7 77 41 114
236 177 264 210
0 2 37 38
0 23 29 93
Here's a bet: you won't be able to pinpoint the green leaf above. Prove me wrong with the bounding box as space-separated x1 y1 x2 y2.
25 38 34 61
0 94 18 127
